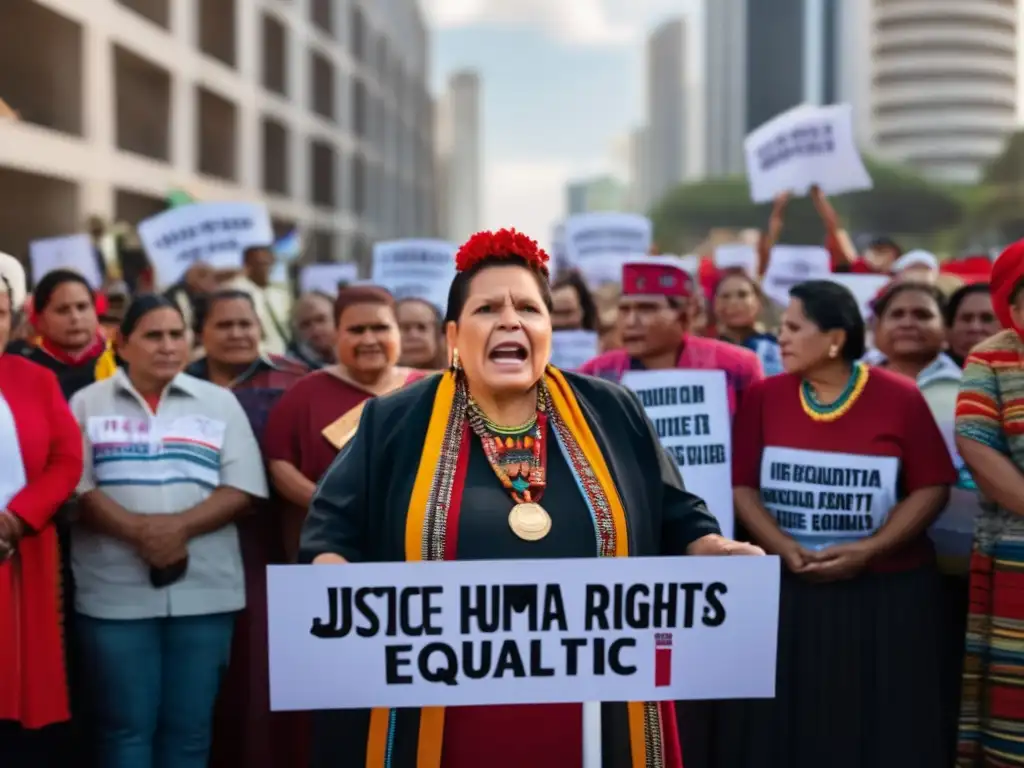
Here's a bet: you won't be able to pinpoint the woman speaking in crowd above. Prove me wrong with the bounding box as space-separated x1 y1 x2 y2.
300 228 762 768
723 280 956 768
0 275 84 767
69 295 268 768
713 268 783 375
955 241 1024 766
263 286 423 561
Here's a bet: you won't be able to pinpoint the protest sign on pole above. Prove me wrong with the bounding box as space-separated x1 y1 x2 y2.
550 330 599 371
761 245 833 307
137 201 274 288
620 370 734 539
299 263 359 297
564 213 653 270
744 103 872 204
267 555 779 711
371 239 457 312
29 233 103 289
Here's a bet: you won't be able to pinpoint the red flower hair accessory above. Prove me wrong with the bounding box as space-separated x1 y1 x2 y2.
455 228 550 275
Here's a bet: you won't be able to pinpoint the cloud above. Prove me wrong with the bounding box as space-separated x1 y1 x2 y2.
421 0 687 47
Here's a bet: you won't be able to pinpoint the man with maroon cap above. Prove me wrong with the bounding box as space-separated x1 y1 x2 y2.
579 258 764 414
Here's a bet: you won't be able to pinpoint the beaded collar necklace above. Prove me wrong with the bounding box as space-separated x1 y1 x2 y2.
799 362 870 423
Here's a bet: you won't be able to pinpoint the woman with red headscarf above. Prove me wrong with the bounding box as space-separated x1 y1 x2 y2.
955 239 1024 766
9 270 118 400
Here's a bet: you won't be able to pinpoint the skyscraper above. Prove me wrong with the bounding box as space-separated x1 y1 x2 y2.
435 70 482 244
703 0 845 178
646 18 687 205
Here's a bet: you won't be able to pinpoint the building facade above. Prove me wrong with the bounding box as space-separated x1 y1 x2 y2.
703 0 846 178
646 18 688 204
0 0 436 273
869 0 1018 182
435 69 481 246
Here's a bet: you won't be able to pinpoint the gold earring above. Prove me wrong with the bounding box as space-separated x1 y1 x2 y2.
828 345 838 359
452 348 460 370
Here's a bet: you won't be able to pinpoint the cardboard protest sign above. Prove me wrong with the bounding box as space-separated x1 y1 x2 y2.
29 234 103 289
371 239 457 313
761 245 832 306
267 555 779 710
621 370 734 539
550 330 599 371
138 201 274 288
744 103 872 203
564 213 653 269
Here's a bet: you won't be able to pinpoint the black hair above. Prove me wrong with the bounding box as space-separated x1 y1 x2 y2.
33 269 94 312
789 280 866 363
551 270 598 331
945 283 992 327
192 289 256 335
873 282 947 321
120 294 184 337
396 296 443 328
444 256 553 325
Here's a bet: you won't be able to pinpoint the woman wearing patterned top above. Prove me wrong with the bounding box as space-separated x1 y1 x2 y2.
301 229 762 768
955 241 1024 767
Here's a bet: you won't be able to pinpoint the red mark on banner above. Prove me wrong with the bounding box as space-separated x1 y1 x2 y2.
655 632 673 687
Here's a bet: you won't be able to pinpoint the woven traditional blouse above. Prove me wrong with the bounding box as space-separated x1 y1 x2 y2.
954 329 1022 551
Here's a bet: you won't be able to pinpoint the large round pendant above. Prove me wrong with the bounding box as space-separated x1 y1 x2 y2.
508 502 552 541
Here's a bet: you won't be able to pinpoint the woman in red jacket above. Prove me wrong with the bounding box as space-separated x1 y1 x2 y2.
0 275 85 767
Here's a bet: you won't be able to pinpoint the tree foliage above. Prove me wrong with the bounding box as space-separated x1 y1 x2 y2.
649 158 967 254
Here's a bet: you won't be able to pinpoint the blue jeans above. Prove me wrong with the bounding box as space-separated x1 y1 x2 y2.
76 612 236 768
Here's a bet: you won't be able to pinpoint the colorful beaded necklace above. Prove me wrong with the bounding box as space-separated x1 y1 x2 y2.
799 362 870 423
466 390 548 506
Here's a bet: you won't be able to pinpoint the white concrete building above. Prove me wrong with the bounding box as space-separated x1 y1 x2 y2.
869 0 1018 182
435 69 481 246
0 0 437 271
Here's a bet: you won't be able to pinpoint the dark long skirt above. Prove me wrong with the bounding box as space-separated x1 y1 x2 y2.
714 565 947 768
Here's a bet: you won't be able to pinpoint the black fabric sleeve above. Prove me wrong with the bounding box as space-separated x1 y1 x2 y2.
623 387 722 554
298 398 377 564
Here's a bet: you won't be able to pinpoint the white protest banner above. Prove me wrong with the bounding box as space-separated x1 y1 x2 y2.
824 273 890 319
138 201 274 288
550 330 599 371
564 212 653 269
577 252 635 287
759 446 899 551
761 245 832 307
371 239 457 312
267 555 779 710
300 263 359 296
713 243 758 276
744 103 872 204
29 234 103 289
620 370 734 539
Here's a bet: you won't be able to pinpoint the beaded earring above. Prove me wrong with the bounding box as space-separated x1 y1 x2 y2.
451 348 461 370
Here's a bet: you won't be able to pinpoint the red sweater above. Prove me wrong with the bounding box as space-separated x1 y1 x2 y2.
0 355 84 728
